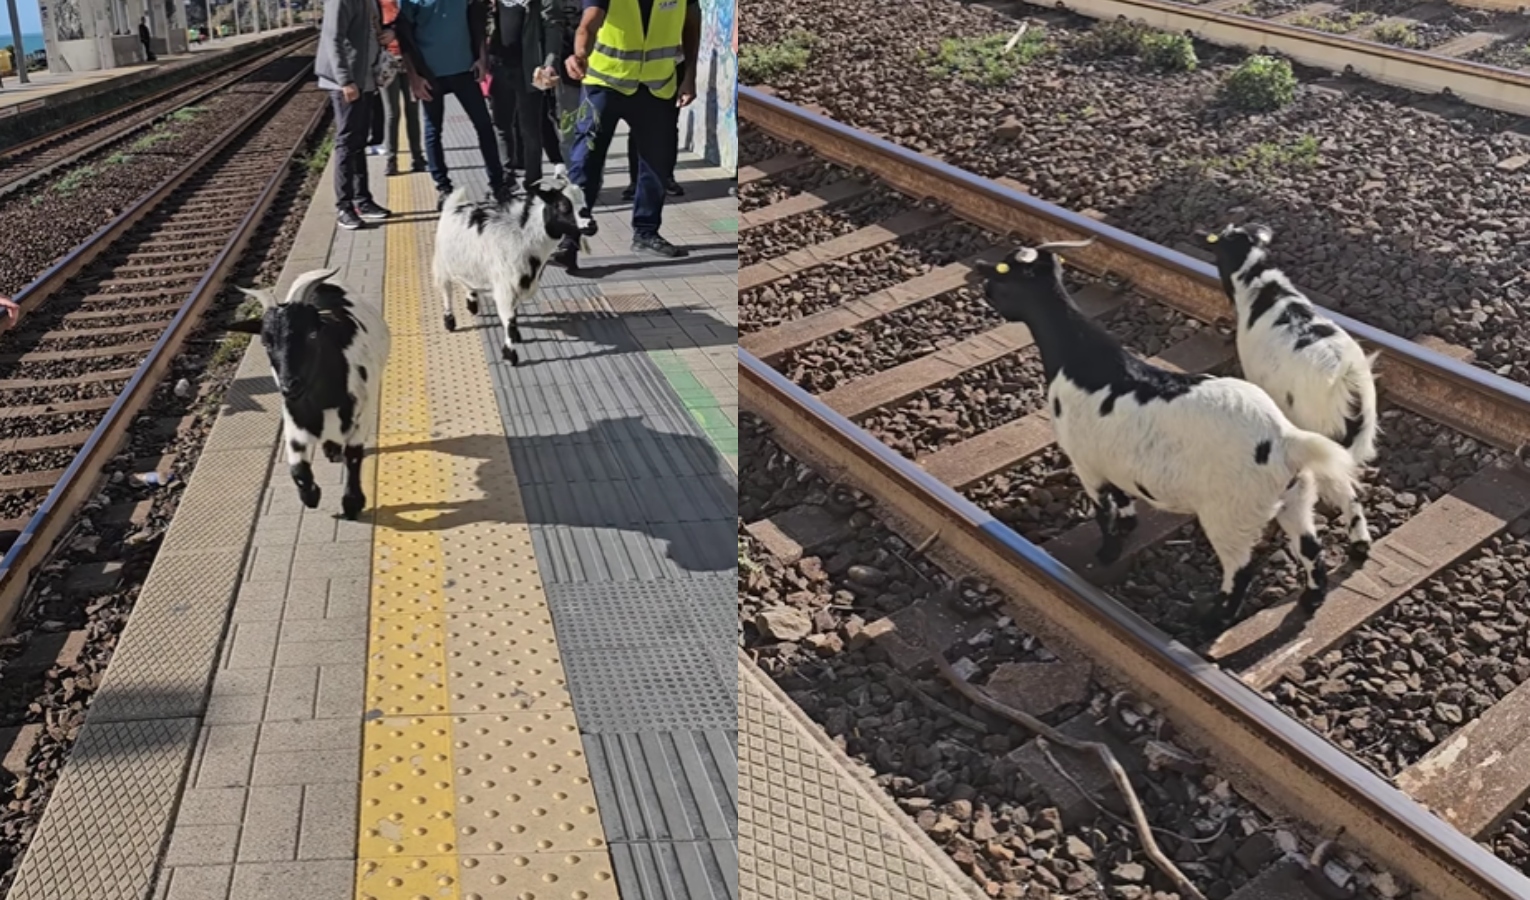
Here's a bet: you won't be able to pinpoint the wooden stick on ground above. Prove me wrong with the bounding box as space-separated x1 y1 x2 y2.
926 649 1208 900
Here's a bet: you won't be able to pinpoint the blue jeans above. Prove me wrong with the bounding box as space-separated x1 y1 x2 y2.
567 85 673 237
420 70 506 195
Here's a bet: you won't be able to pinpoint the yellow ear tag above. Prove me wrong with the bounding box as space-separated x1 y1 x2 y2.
1057 256 1065 266
1205 234 1219 244
995 263 1010 274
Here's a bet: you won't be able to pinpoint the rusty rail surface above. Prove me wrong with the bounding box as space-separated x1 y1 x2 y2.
0 59 326 628
740 348 1530 900
741 87 1530 454
0 29 313 168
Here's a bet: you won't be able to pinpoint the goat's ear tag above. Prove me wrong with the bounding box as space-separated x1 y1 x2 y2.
1205 234 1218 244
995 262 1010 274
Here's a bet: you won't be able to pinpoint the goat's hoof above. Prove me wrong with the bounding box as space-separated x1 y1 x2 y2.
444 313 457 332
502 345 519 366
508 324 523 343
1348 540 1371 561
1298 587 1326 613
1095 540 1124 566
322 441 343 464
466 296 479 314
342 492 365 521
1117 514 1139 535
298 484 322 509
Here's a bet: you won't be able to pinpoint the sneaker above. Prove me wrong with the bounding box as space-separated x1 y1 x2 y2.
666 179 684 197
411 158 427 173
632 233 688 258
355 200 392 221
437 188 452 211
384 159 399 177
549 238 579 271
621 185 636 202
337 208 364 231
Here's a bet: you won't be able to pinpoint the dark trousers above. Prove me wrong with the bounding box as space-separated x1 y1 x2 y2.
421 71 506 195
628 62 683 186
329 90 376 212
487 58 523 178
568 86 672 236
381 76 422 165
367 91 385 146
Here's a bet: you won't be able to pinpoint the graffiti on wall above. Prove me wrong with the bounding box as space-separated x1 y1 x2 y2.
52 0 85 41
682 0 736 172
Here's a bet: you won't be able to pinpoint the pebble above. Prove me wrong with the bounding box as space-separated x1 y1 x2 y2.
755 606 813 642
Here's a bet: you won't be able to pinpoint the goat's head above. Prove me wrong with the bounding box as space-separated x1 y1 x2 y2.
225 268 348 400
1205 223 1274 292
531 164 598 244
973 238 1095 324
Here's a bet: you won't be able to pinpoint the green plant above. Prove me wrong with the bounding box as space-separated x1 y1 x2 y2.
922 31 1051 87
738 538 759 574
129 128 174 152
53 165 96 196
167 105 205 123
105 151 135 166
739 29 817 84
1221 54 1298 112
1140 32 1198 72
1188 134 1320 175
1076 19 1150 58
1372 21 1420 48
209 295 266 368
301 133 334 174
1289 11 1375 33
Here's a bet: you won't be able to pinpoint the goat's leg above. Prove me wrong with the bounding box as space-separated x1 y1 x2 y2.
1323 475 1371 560
1277 473 1330 612
439 273 456 332
490 285 520 365
1200 520 1259 636
1082 476 1132 565
340 444 367 520
286 431 322 509
466 290 480 315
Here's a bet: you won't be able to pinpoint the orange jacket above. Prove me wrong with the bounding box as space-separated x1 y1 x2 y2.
378 0 402 56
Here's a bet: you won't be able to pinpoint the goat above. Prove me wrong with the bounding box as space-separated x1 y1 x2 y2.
227 268 391 520
1206 223 1378 557
433 164 597 365
976 239 1361 632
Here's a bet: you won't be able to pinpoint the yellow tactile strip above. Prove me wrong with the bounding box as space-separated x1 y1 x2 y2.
356 174 616 900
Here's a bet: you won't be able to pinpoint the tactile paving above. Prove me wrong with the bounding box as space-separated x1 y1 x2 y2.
443 608 573 714
608 841 738 900
738 656 980 900
561 644 735 733
545 577 734 655
7 718 199 900
583 730 737 843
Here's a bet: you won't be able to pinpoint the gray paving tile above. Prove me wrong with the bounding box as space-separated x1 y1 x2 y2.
164 865 234 900
607 840 739 900
584 730 737 842
236 785 302 862
297 782 358 860
561 644 734 733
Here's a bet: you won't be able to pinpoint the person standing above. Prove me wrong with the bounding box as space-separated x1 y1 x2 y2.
379 0 426 175
485 2 524 189
395 0 510 207
489 0 579 192
621 51 684 202
317 0 394 230
139 15 157 61
556 0 700 270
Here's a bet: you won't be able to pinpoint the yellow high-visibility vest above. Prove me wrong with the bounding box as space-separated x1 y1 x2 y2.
584 0 685 99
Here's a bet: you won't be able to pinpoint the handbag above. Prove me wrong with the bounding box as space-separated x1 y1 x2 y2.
374 49 402 90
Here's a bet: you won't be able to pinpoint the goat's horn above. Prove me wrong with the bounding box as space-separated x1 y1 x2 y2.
1033 237 1097 252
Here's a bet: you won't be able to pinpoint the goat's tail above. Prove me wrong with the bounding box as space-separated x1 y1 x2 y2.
443 186 472 212
1342 351 1381 466
1284 428 1360 507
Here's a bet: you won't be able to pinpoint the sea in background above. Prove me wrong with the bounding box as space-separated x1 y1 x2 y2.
1 32 47 56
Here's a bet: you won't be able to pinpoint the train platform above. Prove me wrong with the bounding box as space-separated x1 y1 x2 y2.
0 100 978 900
0 27 306 116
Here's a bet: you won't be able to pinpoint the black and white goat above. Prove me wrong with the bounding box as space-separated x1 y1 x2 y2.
1207 223 1378 557
433 164 597 365
228 268 391 520
977 240 1361 631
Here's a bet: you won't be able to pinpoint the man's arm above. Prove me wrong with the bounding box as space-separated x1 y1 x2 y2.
322 0 359 96
468 0 488 75
678 2 699 105
565 6 604 79
393 1 433 80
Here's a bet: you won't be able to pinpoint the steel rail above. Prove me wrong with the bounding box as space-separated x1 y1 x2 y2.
0 60 325 628
1053 0 1530 117
741 87 1530 454
0 29 312 165
740 348 1530 900
0 36 317 200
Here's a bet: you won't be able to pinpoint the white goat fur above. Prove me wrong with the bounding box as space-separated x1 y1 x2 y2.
1218 226 1378 551
432 167 591 364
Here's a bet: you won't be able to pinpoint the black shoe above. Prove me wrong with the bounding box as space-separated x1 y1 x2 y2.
384 159 399 177
337 208 364 231
666 179 684 197
412 158 427 173
621 185 636 202
632 233 687 258
437 188 451 211
491 182 516 204
550 239 579 271
356 200 392 221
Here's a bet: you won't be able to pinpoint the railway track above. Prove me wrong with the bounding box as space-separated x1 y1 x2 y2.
0 31 313 197
982 0 1530 116
0 51 330 628
739 89 1530 899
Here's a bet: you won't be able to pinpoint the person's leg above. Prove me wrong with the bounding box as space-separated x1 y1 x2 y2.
555 86 617 269
540 90 565 167
382 79 401 175
353 94 391 218
629 90 686 256
444 72 507 197
421 81 451 197
487 59 519 177
622 129 639 201
664 69 684 195
329 90 363 227
514 77 547 188
403 90 424 170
